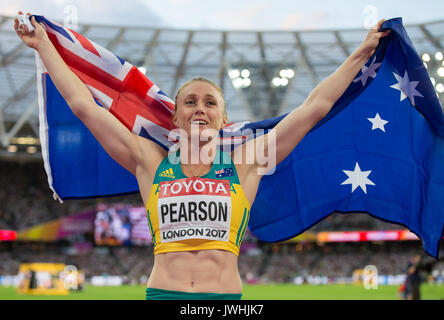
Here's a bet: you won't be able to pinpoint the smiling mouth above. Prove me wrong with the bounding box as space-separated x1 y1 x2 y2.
190 120 208 126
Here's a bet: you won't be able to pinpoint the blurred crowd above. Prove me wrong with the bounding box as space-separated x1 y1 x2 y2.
253 242 442 283
0 242 154 285
0 162 403 232
0 162 140 231
0 241 442 286
1 161 442 288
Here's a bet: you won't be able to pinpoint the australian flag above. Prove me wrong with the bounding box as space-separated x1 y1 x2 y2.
34 16 443 258
215 168 234 178
247 18 444 259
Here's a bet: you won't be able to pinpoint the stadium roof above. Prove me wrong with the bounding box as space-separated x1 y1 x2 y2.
0 15 443 159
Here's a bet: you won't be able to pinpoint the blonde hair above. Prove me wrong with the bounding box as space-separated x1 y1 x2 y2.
174 77 227 118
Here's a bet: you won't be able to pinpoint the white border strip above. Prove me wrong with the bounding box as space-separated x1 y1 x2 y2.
35 51 63 203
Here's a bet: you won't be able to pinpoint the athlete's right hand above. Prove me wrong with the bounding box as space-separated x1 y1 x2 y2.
14 11 49 50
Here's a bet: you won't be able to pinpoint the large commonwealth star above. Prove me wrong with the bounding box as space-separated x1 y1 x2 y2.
341 162 376 194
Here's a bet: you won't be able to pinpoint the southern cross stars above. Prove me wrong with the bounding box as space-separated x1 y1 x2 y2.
353 56 382 86
341 115 387 193
367 113 389 132
390 70 423 106
341 162 375 194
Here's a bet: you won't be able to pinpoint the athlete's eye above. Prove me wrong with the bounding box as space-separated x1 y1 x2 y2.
185 100 195 105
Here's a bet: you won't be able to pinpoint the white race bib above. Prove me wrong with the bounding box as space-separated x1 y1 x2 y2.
157 177 232 243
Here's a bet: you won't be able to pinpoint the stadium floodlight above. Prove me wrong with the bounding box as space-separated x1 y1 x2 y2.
422 53 431 62
272 77 281 87
431 77 436 86
233 77 244 89
243 78 251 87
26 146 37 154
241 69 250 78
137 66 146 74
10 137 40 145
435 51 443 61
436 83 444 93
229 69 240 79
437 67 444 78
279 69 295 79
280 77 289 86
7 145 17 153
286 69 295 78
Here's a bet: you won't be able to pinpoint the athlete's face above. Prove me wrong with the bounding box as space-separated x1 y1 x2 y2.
173 81 227 140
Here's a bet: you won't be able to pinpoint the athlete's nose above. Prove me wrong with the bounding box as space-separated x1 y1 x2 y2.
194 101 206 115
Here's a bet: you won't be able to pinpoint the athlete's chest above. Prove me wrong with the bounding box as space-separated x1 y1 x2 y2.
151 176 239 242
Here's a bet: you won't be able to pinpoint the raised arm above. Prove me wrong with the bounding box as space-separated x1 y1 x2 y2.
237 19 391 176
14 13 163 176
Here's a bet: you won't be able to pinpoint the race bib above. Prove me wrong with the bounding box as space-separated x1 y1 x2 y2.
157 177 232 243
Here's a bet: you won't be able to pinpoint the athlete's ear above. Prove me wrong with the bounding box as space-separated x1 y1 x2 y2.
221 115 228 130
171 112 178 128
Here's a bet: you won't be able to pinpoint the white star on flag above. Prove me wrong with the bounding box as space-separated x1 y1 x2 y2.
367 113 389 132
341 162 375 194
390 70 424 106
353 56 382 86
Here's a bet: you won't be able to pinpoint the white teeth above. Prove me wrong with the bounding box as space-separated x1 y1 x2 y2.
191 120 207 125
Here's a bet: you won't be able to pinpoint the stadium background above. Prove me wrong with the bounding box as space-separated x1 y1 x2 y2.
0 4 443 299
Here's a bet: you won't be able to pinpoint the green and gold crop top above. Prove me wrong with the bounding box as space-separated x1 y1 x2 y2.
145 149 251 256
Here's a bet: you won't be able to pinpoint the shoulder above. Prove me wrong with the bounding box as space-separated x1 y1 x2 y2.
230 135 270 177
135 136 168 175
133 137 170 204
230 148 261 186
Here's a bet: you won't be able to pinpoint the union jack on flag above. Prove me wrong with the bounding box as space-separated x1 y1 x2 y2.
34 16 176 149
33 15 444 258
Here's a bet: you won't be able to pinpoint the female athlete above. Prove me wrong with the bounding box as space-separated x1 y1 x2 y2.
15 11 390 300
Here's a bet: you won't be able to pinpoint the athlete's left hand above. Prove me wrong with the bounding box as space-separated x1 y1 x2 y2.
356 19 391 60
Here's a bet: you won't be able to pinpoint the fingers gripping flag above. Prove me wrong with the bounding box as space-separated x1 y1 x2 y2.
34 16 444 258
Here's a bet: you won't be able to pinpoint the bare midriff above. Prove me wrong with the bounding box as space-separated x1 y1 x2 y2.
147 249 242 294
